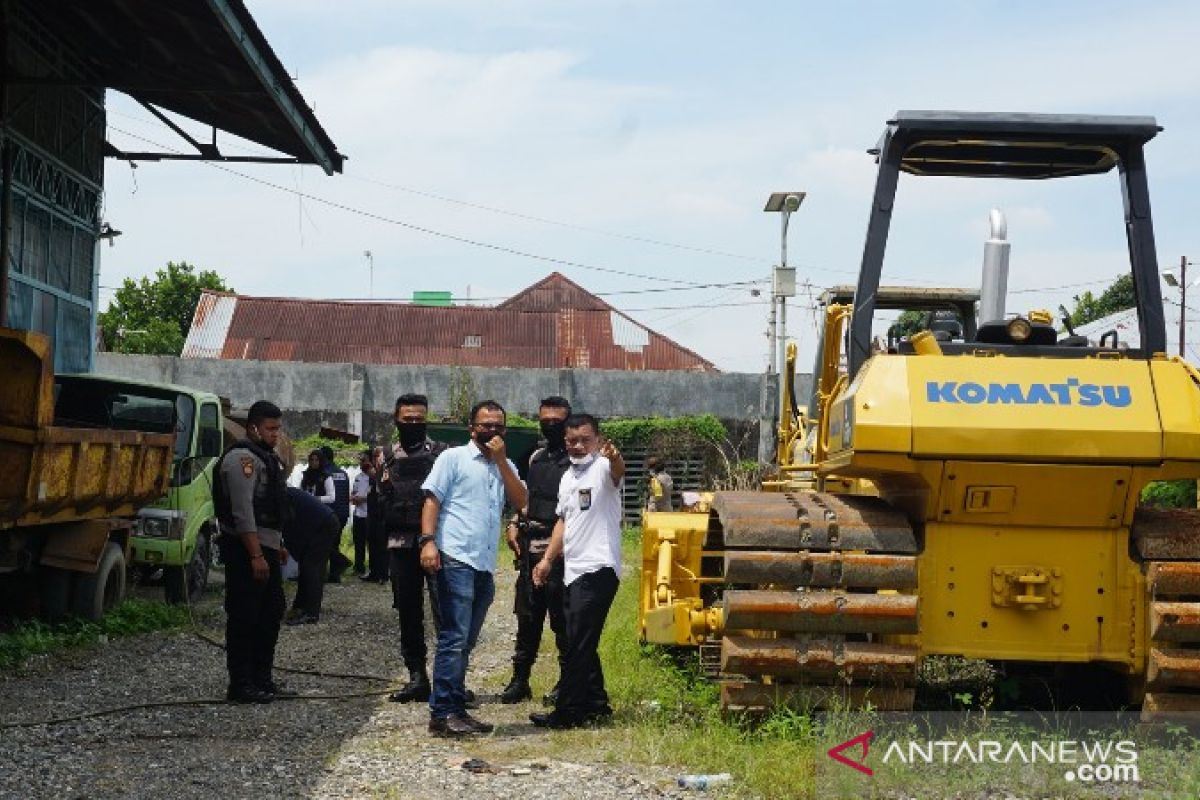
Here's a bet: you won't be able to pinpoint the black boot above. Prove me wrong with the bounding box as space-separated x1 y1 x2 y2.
500 669 533 704
389 670 431 703
542 681 560 708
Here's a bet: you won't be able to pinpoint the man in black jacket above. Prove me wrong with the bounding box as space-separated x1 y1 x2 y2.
283 487 339 624
500 396 572 704
380 393 448 702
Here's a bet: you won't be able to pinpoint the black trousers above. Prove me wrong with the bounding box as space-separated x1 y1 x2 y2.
221 538 285 690
555 567 618 719
366 513 389 580
389 545 442 673
512 552 567 677
352 516 369 573
292 515 339 617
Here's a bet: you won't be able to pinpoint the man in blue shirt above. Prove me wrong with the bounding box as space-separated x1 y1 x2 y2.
420 400 527 737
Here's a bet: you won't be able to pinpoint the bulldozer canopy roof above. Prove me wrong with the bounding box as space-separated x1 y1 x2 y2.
877 111 1160 179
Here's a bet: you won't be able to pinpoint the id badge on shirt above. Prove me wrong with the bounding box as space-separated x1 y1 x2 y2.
579 487 592 511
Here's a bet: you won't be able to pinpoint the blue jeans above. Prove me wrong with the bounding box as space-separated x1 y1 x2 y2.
429 554 495 718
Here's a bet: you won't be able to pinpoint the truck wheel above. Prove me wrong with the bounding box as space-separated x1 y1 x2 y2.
71 541 126 621
40 566 73 622
165 531 211 605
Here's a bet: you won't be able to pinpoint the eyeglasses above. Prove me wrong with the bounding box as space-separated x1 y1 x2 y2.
473 423 506 431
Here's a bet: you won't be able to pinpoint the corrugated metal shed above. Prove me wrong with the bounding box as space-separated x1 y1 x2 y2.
182 273 717 371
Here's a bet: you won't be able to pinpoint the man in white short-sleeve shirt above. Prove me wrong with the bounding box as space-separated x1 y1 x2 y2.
529 413 624 729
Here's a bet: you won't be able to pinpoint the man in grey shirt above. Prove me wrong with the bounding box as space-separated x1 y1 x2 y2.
215 400 294 704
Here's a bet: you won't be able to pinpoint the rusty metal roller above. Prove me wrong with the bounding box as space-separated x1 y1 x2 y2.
721 635 917 680
1141 693 1200 723
712 491 917 552
1146 648 1200 691
1148 562 1200 596
1133 508 1200 560
1150 602 1200 642
724 589 918 634
723 551 918 588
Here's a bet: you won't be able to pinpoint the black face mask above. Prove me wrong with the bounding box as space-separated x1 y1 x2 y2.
540 419 567 446
396 421 427 448
474 430 499 447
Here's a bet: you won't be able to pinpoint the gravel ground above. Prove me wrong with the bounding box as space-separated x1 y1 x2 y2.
0 563 696 800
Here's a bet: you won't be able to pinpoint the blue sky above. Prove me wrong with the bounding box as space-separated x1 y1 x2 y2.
100 0 1200 371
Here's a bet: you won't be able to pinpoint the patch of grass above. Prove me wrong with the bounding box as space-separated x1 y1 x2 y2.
0 598 190 672
482 527 830 799
499 529 1200 799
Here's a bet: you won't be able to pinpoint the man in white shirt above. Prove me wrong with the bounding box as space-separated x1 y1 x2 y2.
350 452 374 576
529 413 624 729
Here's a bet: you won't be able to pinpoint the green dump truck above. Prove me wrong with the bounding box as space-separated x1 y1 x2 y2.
53 374 225 605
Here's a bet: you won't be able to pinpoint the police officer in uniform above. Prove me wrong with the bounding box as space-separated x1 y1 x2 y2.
214 400 296 703
500 396 572 704
381 393 449 702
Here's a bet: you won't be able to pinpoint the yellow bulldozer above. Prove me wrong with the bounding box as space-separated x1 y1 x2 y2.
639 111 1200 723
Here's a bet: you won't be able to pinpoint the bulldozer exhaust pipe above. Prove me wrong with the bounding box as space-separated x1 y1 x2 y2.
980 208 1010 324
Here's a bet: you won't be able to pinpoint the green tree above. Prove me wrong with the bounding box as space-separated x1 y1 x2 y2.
98 262 231 355
890 310 927 340
1067 273 1135 328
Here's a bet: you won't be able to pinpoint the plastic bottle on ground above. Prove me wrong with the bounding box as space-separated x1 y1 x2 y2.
676 772 732 790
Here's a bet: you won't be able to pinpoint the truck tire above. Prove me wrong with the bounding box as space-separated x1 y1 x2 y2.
71 541 126 621
164 531 211 605
40 566 73 622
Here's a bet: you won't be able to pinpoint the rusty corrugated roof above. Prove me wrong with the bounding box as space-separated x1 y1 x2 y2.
183 273 717 371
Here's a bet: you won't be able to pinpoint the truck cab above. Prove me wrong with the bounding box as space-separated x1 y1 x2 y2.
54 375 223 603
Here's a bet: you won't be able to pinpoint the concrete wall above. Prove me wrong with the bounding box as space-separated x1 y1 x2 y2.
94 354 809 456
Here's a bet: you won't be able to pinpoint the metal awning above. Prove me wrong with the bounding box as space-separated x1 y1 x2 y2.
27 0 344 174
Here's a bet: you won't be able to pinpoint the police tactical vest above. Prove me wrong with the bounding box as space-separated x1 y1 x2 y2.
526 446 571 529
328 467 351 523
214 438 290 530
381 441 447 533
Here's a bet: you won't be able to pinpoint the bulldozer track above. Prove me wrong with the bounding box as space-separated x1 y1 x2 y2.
1134 509 1200 723
712 490 919 713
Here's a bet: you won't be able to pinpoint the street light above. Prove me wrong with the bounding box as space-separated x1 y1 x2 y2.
758 191 805 462
1162 255 1196 356
363 249 374 299
764 192 805 375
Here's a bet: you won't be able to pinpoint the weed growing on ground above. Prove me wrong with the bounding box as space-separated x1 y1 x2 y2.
507 529 1200 799
0 598 189 672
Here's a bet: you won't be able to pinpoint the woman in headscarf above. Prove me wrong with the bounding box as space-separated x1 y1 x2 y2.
300 449 335 505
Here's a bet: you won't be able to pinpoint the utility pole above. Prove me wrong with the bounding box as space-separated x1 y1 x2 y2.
759 192 804 463
363 249 374 299
767 289 777 374
1180 255 1188 358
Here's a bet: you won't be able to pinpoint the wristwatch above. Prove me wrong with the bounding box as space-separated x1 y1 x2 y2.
418 534 436 547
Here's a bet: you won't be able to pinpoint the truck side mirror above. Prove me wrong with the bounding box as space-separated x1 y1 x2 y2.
199 428 222 458
173 455 209 486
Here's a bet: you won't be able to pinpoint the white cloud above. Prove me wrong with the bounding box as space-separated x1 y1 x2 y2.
99 1 1200 375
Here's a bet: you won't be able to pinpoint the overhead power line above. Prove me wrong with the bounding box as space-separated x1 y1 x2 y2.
105 121 1138 301
346 173 763 263
107 125 730 288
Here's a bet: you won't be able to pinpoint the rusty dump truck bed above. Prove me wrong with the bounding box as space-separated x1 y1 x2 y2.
0 327 174 530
